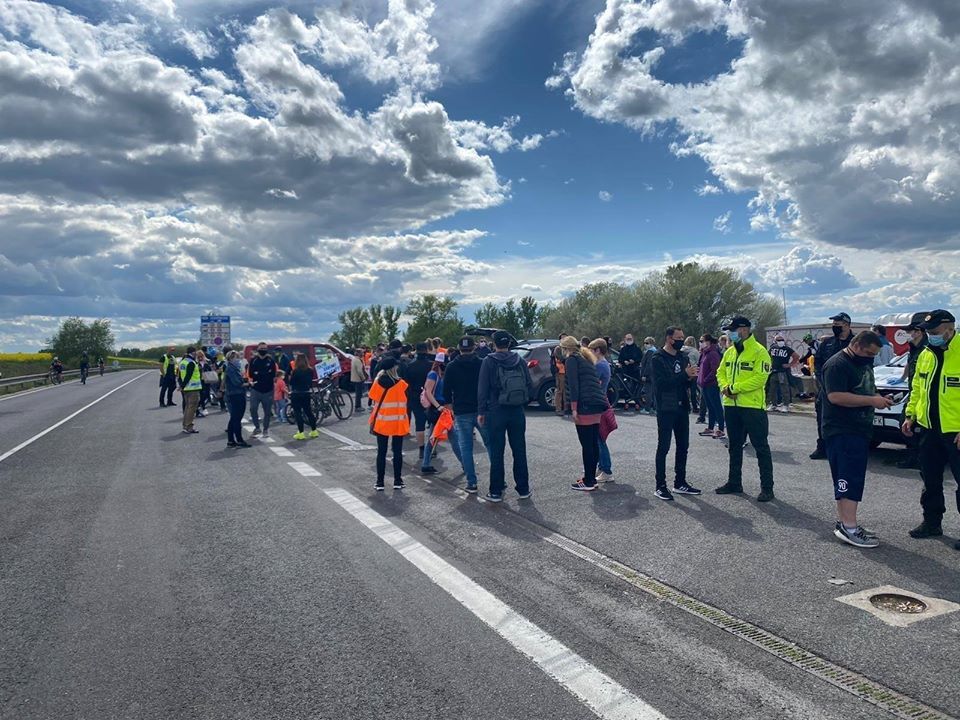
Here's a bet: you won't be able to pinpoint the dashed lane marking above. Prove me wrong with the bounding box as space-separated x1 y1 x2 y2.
318 427 365 448
269 446 295 458
319 485 669 720
287 462 322 477
0 372 151 466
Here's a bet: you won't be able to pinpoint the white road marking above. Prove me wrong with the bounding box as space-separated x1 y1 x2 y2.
321 486 668 720
318 427 364 448
262 436 275 443
287 462 322 477
0 372 151 465
270 446 295 457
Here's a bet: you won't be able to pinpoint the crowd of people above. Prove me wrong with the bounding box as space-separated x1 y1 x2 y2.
159 308 960 552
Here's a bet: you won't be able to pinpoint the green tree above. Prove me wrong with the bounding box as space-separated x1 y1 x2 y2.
384 305 402 342
404 295 464 346
48 317 116 364
365 305 386 347
330 307 370 350
472 296 544 339
518 296 543 338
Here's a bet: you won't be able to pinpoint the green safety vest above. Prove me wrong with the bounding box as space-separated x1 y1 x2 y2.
906 339 960 433
179 356 202 392
716 334 772 410
161 354 176 376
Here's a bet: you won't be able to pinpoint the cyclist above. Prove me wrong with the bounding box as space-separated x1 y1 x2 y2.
50 357 64 384
79 351 90 384
97 356 105 376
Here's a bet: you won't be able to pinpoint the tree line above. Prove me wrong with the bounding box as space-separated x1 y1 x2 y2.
328 262 785 348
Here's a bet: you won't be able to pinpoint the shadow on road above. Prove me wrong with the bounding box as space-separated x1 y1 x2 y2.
676 495 764 541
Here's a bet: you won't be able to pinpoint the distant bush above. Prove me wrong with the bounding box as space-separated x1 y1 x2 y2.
108 356 159 365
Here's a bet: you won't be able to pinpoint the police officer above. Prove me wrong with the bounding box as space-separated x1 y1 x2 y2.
901 310 960 549
159 346 178 407
810 312 854 459
896 312 929 470
714 316 775 502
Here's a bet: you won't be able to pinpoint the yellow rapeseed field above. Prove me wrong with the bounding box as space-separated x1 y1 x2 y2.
0 352 53 362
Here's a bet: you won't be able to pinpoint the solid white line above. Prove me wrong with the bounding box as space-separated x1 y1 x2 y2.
318 427 364 448
0 372 151 465
321 487 668 720
270 446 295 457
288 461 322 477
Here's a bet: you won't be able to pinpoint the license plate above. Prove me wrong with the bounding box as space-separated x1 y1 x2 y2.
873 417 884 427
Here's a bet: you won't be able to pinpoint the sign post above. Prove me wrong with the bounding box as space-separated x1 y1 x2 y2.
200 314 231 351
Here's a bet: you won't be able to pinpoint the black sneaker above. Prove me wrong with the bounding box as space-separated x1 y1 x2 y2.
756 490 775 503
226 442 238 448
421 466 438 475
571 480 596 492
236 441 252 448
465 484 478 494
655 486 674 501
375 483 385 492
809 448 827 460
674 483 702 495
908 522 943 539
485 492 503 503
714 483 743 494
835 521 877 539
517 490 532 499
393 481 406 490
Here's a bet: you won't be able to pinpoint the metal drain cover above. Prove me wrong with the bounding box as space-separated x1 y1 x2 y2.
869 593 927 614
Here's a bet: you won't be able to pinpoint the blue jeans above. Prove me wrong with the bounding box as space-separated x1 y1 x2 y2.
453 412 490 487
701 385 725 431
422 420 463 469
487 406 529 496
275 398 288 422
598 437 612 474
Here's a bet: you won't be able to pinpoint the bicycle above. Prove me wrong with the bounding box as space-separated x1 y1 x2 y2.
80 366 88 384
607 363 644 408
286 376 354 425
48 369 63 385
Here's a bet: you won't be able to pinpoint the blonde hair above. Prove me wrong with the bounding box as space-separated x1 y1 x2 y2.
560 335 597 364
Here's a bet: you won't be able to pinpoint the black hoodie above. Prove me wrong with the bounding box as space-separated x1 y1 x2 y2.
444 352 483 414
478 350 533 414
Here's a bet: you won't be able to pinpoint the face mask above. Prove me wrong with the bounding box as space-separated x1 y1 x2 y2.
672 340 685 351
832 326 844 338
727 330 740 341
851 353 874 366
258 349 267 356
928 333 947 348
776 341 785 347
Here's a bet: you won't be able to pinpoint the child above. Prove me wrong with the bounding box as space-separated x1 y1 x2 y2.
274 373 289 424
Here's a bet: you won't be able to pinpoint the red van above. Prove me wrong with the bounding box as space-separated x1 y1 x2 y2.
242 342 352 384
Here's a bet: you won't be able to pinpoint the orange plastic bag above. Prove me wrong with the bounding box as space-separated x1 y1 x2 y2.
431 407 454 446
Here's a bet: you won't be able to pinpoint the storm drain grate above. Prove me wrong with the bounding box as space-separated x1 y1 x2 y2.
536 531 955 720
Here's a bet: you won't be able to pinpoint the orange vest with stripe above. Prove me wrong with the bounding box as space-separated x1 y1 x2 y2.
369 378 411 436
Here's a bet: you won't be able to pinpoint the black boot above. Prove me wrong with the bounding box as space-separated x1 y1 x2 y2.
809 444 827 460
908 522 943 539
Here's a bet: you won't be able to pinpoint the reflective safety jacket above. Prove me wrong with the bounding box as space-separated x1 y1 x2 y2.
716 334 772 410
161 353 177 377
178 356 202 392
906 338 960 433
369 376 411 436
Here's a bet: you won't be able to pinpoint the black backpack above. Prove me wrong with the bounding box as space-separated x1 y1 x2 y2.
497 362 528 406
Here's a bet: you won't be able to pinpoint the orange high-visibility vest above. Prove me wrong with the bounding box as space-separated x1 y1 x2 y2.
369 379 411 436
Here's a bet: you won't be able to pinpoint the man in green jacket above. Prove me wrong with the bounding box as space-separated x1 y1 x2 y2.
714 316 775 501
902 309 960 548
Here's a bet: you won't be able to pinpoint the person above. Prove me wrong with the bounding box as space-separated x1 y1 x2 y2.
697 334 725 439
274 372 289 424
872 325 895 367
714 316 774 501
289 353 320 440
650 327 702 500
196 351 213 416
768 334 800 412
247 342 276 438
50 356 64 384
478 330 533 503
682 337 700 415
896 312 929 469
811 313 854 459
404 343 433 459
97 356 105 376
589 338 614 482
368 357 410 490
580 336 590 348
718 334 731 353
79 351 89 384
159 347 177 406
351 348 368 411
476 338 492 358
275 346 292 381
902 310 960 549
821 330 890 548
224 351 252 448
560 336 608 492
552 333 568 416
420 352 462 474
638 337 658 415
443 336 489 493
214 352 227 411
799 334 818 375
177 347 202 434
618 333 642 410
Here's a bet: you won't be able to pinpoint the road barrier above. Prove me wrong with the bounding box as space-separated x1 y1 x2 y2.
0 365 157 396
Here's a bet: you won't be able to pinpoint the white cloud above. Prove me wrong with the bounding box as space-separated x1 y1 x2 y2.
551 0 960 251
743 246 858 295
452 116 551 154
696 182 721 196
598 190 613 202
176 27 217 59
713 211 732 234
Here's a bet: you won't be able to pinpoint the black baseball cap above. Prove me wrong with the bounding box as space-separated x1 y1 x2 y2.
721 316 751 331
459 336 476 350
918 309 956 330
415 342 429 354
378 357 397 371
492 330 513 348
829 312 852 324
388 339 403 350
906 312 928 330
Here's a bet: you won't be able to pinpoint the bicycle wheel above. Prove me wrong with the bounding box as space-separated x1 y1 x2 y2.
312 392 329 427
331 389 354 420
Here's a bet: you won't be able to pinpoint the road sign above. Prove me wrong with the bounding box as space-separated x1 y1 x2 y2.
200 315 231 348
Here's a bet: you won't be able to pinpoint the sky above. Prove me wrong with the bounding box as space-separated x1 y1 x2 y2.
1 0 959 350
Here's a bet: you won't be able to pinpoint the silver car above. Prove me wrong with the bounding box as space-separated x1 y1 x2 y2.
872 353 909 448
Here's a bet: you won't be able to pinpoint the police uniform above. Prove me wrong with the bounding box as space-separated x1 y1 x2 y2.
178 353 202 433
159 352 178 407
896 312 928 469
904 310 960 546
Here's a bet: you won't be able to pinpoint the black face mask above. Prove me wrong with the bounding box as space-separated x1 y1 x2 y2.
832 326 844 338
850 352 874 367
258 350 267 357
672 340 684 351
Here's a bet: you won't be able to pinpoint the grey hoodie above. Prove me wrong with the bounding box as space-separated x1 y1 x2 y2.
478 350 534 414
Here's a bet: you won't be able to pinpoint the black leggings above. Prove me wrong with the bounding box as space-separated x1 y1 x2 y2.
575 424 600 487
376 434 404 484
291 394 317 432
227 394 246 443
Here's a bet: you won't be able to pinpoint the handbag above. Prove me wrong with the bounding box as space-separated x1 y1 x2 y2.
202 370 220 384
599 405 618 441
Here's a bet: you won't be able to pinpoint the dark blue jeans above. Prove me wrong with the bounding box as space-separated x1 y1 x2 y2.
227 394 246 443
701 385 725 431
487 406 529 496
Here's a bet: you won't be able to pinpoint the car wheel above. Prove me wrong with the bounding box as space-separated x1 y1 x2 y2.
539 381 556 410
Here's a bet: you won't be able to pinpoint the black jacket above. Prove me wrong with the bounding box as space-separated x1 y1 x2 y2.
444 352 482 414
564 354 608 415
403 354 432 404
478 350 533 414
815 334 852 382
650 348 691 413
248 354 277 394
618 343 642 377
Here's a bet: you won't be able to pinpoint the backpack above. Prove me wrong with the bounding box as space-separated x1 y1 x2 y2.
497 362 528 406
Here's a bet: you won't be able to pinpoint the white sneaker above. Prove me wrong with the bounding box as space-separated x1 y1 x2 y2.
595 471 614 483
766 404 775 411
778 404 790 413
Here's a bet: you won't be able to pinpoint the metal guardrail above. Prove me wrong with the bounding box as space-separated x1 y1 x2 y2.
0 365 157 393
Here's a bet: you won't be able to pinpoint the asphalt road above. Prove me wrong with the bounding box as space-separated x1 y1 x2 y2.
1 374 957 720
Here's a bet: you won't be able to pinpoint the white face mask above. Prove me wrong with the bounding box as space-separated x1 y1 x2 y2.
776 340 785 347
